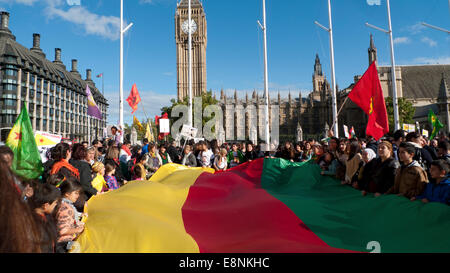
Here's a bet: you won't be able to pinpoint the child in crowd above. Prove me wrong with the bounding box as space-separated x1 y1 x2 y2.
55 177 85 253
91 162 108 194
104 163 120 190
158 145 172 166
133 153 148 180
387 142 428 200
320 151 339 177
181 145 198 167
213 148 228 171
227 143 244 168
416 160 450 205
30 183 61 253
198 141 214 168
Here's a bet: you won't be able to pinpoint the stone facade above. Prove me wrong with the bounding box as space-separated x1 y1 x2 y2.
216 54 334 142
0 12 108 142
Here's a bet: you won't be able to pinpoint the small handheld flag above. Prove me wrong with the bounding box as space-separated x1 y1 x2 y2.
86 85 102 119
428 109 443 140
133 116 144 131
6 104 43 179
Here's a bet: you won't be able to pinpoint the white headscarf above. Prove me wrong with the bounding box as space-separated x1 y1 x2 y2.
364 148 377 163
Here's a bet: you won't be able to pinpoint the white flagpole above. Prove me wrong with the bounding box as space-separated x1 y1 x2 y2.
119 0 124 132
258 0 270 151
386 0 400 131
366 0 400 131
314 0 338 137
119 0 133 141
188 0 193 127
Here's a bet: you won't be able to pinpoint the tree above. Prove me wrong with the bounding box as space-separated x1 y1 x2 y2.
385 97 415 133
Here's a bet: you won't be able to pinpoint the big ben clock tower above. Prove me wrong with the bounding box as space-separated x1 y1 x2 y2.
175 0 207 101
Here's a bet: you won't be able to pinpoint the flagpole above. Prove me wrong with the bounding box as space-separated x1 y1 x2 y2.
119 0 133 141
365 0 400 131
188 0 193 127
386 0 400 131
257 0 270 151
314 0 339 138
119 0 124 132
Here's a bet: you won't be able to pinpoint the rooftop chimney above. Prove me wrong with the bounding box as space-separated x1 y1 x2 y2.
1 11 10 29
71 59 78 72
0 11 15 40
33 33 40 48
53 48 65 69
54 48 62 63
86 69 92 82
30 33 45 58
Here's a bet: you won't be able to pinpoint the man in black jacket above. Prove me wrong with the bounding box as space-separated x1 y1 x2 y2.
405 132 433 171
167 141 181 164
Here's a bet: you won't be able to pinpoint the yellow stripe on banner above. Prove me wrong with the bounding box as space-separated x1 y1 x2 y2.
75 164 214 253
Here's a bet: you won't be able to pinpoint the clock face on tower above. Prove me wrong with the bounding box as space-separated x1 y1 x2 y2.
182 19 197 35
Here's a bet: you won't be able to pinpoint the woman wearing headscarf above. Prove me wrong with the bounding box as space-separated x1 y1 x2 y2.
356 148 377 190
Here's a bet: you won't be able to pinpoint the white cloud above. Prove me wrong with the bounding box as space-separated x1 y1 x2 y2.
421 37 437 47
1 0 121 41
0 0 39 5
413 56 450 65
407 22 427 35
393 37 411 45
367 0 381 6
45 5 121 40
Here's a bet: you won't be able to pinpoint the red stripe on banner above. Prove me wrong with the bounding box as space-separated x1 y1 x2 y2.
182 159 356 253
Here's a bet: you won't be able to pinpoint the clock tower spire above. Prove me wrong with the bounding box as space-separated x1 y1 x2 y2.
176 0 207 101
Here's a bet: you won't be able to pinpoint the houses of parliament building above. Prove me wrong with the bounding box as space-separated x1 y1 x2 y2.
176 0 449 142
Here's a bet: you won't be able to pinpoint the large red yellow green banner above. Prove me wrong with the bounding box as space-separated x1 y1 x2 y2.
76 158 450 253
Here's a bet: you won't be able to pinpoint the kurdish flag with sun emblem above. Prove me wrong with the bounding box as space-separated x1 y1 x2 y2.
6 104 43 179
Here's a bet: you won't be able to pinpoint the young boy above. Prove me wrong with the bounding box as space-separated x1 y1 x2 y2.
387 142 428 200
30 183 61 253
416 160 450 205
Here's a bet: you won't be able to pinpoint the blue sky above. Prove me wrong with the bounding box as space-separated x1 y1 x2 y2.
1 0 449 126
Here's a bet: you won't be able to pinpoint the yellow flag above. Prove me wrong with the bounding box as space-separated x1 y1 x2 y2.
145 122 154 142
133 116 144 131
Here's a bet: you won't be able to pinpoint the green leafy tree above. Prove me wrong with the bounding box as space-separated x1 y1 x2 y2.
385 97 415 133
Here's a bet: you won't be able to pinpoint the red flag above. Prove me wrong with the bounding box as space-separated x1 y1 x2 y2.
155 113 169 140
96 73 103 78
126 84 141 114
348 62 389 140
155 113 168 126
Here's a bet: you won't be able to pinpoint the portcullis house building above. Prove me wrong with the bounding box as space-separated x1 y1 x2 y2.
0 11 108 142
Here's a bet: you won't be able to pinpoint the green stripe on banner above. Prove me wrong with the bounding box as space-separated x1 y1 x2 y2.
261 158 450 253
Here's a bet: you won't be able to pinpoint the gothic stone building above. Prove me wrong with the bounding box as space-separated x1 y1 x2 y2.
0 11 108 142
216 54 334 143
175 1 449 142
216 35 449 142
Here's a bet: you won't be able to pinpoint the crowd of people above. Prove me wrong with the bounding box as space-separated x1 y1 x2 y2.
1 129 449 253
